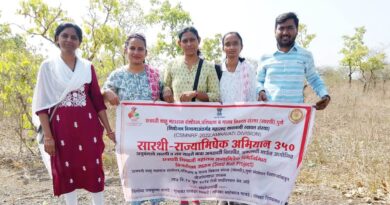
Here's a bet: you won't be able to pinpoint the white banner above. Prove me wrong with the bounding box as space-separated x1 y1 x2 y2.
115 101 315 205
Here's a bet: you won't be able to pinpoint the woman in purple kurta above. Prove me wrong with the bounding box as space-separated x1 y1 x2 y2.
32 23 114 205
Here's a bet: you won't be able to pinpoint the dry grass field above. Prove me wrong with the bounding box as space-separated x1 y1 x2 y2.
290 77 390 204
0 76 389 204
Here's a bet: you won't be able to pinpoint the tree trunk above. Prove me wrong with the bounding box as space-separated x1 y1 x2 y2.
360 69 369 92
370 70 376 88
348 65 352 87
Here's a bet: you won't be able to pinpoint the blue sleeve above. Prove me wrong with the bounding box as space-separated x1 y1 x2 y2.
256 57 267 94
102 69 119 93
305 53 328 98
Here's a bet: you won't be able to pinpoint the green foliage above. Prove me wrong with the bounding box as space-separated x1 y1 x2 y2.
145 0 192 58
81 0 145 82
360 51 386 90
201 34 222 63
297 24 316 48
339 26 387 90
0 23 43 134
340 26 369 84
17 0 72 43
17 0 145 84
362 52 386 73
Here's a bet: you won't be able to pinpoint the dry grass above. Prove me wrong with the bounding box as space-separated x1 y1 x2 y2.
292 79 390 203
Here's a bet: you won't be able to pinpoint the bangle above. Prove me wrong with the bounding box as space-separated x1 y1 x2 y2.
323 95 331 100
106 131 115 136
44 137 54 141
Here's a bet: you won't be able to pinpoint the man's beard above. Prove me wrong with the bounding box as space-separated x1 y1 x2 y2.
277 35 296 49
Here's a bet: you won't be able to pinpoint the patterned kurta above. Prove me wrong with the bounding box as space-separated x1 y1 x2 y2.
103 66 163 205
37 66 106 196
220 60 257 103
163 58 220 102
103 66 162 101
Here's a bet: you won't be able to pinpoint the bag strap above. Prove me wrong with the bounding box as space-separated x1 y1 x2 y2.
192 59 204 102
193 58 204 91
214 64 222 81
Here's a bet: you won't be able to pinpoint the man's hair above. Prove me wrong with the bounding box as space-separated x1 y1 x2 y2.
275 12 299 29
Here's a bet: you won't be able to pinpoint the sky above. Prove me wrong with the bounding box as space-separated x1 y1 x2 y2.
1 0 389 67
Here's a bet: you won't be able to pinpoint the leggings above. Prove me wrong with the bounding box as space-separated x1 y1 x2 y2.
64 190 104 205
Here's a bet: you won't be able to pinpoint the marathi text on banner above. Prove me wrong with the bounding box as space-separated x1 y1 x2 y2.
115 101 315 205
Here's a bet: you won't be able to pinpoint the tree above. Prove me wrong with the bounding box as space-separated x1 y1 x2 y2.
17 0 146 82
360 51 386 90
201 34 222 63
145 0 192 59
81 0 145 81
297 24 316 48
377 64 390 95
340 26 369 85
17 0 72 44
0 22 43 155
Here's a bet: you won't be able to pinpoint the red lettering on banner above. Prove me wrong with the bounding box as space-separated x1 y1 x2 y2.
137 138 168 151
172 138 229 151
232 136 272 149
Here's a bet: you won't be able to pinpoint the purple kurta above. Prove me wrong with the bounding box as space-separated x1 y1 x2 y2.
37 66 107 196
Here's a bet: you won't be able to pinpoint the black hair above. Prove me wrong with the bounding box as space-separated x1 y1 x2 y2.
178 26 200 41
275 12 299 29
178 26 201 56
222 31 243 49
54 22 83 45
125 33 147 49
222 31 245 62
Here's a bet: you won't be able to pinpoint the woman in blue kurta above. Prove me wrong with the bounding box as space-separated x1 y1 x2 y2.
102 33 162 205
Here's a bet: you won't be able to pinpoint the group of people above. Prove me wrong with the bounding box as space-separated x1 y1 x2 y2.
32 12 330 205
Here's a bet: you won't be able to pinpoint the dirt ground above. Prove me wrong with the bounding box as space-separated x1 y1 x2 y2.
1 164 388 205
0 145 387 205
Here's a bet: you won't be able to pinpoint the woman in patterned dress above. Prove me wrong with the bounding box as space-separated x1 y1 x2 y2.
102 33 161 105
162 26 220 103
218 32 256 205
32 23 115 205
102 33 163 205
162 26 220 205
219 32 257 104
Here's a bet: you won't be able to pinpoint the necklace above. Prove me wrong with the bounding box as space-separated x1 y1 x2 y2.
71 58 77 71
60 54 77 71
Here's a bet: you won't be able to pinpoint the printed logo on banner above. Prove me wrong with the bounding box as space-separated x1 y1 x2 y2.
128 107 140 121
214 107 225 119
288 109 304 124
